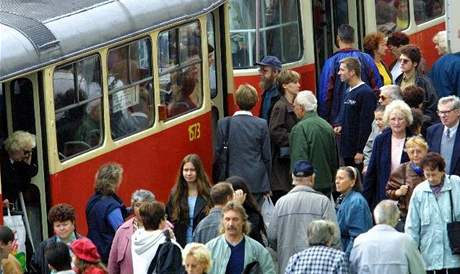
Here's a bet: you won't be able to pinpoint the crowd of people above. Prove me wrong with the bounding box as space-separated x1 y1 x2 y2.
1 22 460 274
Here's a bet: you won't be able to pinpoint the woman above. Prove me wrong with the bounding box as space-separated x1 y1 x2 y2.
31 203 82 274
335 166 372 257
182 243 212 274
226 176 267 246
364 32 392 86
86 163 127 263
214 84 271 205
108 189 156 274
269 69 300 203
166 154 211 247
386 136 427 231
364 100 412 210
387 32 410 81
71 238 108 274
406 152 460 273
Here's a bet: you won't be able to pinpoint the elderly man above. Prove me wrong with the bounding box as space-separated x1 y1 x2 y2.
378 85 402 106
268 160 338 273
284 220 349 274
256 55 282 122
290 91 338 196
206 201 276 274
427 95 460 176
350 200 425 274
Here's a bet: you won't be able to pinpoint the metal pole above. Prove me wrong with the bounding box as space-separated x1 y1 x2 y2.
18 192 35 253
255 0 261 62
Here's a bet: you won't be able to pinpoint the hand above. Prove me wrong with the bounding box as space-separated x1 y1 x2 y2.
333 126 342 135
3 199 9 208
362 166 368 174
23 153 32 165
354 153 364 164
234 189 246 204
396 185 409 197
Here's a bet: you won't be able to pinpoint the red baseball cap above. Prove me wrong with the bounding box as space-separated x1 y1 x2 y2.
70 238 101 263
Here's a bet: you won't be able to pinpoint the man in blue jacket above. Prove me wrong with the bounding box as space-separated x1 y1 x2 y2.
256 55 282 123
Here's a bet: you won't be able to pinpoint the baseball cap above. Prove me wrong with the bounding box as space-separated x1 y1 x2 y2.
70 238 101 263
255 55 282 70
293 160 314 177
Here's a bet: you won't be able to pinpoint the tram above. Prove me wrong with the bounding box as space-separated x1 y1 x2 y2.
228 0 446 114
0 0 232 242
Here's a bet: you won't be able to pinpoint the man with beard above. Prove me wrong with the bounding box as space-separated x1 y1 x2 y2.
256 55 282 122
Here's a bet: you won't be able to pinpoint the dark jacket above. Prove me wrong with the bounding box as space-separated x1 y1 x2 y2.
269 96 297 192
0 151 38 202
86 193 127 263
147 231 185 274
426 122 460 176
246 207 267 247
259 84 281 122
363 128 411 209
428 52 460 97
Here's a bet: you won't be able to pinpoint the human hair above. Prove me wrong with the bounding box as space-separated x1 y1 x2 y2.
337 24 354 43
219 201 251 235
170 154 211 222
182 243 212 273
400 44 421 66
380 85 402 101
234 84 258 110
0 226 14 245
45 242 72 271
340 57 361 77
438 95 460 110
387 32 409 47
337 166 362 192
74 258 107 274
139 201 165 230
420 152 445 172
405 135 428 151
433 30 448 55
294 90 317 112
276 69 300 94
211 182 234 206
409 109 424 135
226 176 261 213
402 85 425 108
374 104 386 113
383 100 413 126
363 32 385 57
94 162 123 195
373 200 400 227
131 189 155 205
48 203 76 224
4 130 36 153
307 220 340 247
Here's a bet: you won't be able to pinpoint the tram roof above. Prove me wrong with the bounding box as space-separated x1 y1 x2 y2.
0 0 226 81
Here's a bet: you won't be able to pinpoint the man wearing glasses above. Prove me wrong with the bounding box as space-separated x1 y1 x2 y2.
1 130 38 206
427 95 460 176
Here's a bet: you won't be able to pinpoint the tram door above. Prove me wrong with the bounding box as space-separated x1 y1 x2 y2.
2 73 47 248
312 0 365 78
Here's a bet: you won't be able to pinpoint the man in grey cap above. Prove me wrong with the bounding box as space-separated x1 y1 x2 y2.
268 160 339 273
256 55 282 122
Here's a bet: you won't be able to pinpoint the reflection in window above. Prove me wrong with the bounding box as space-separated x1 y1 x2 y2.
53 55 103 160
229 0 302 68
414 0 444 24
107 38 154 140
158 21 203 119
375 0 409 34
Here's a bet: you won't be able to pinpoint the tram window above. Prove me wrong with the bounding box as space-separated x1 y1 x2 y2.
207 13 218 99
107 38 154 140
53 55 103 160
158 21 203 119
375 0 409 34
229 0 302 68
414 0 444 24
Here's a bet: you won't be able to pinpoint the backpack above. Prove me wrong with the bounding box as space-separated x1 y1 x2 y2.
147 231 185 274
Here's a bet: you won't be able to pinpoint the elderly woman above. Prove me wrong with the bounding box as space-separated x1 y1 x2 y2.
214 84 271 205
364 100 413 210
364 32 392 86
385 136 427 231
86 163 127 263
1 130 38 204
406 152 460 273
182 243 212 274
269 69 300 202
108 189 155 274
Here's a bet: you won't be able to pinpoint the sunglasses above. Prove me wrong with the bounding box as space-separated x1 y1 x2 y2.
399 58 411 64
23 150 32 156
379 95 387 100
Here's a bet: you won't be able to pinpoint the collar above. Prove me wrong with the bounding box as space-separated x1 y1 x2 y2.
421 175 453 192
444 120 459 135
233 110 253 116
403 70 416 81
349 81 365 92
371 224 397 232
301 111 318 121
290 185 316 193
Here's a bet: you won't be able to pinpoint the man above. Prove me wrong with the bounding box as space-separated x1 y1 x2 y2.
395 44 438 124
318 24 381 124
268 160 338 273
0 226 22 274
285 220 349 274
206 201 276 274
427 95 460 176
290 91 338 196
255 55 282 122
387 32 410 81
428 50 460 98
335 57 377 169
350 200 425 274
378 85 402 106
44 242 75 274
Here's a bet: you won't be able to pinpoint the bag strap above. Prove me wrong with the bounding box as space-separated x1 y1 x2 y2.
448 175 456 222
224 117 232 178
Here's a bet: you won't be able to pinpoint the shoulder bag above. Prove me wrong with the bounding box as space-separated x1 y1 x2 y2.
447 181 460 254
212 117 231 182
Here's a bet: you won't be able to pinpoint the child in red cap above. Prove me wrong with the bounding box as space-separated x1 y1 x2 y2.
70 238 107 274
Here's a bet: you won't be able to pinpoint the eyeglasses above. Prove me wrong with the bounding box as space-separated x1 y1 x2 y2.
437 109 456 115
399 58 411 64
23 150 32 156
379 95 387 100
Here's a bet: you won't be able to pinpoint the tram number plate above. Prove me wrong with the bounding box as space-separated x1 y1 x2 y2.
188 123 201 141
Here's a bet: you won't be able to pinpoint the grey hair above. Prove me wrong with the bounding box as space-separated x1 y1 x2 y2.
131 189 156 204
294 90 317 112
380 85 402 101
433 30 448 55
383 100 413 125
307 220 340 247
4 131 36 153
373 200 400 227
438 95 460 110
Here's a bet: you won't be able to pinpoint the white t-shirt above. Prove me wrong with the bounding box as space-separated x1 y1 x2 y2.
391 136 406 172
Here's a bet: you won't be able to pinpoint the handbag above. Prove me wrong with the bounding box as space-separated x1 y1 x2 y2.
3 207 27 270
447 187 460 254
212 117 231 182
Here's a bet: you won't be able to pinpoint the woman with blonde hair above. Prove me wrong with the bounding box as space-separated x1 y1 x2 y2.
182 243 212 274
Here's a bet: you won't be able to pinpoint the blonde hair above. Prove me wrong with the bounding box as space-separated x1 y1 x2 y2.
383 100 413 126
182 243 212 273
219 201 251 235
4 131 36 153
277 69 300 94
94 162 123 195
405 136 428 151
234 84 258 111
